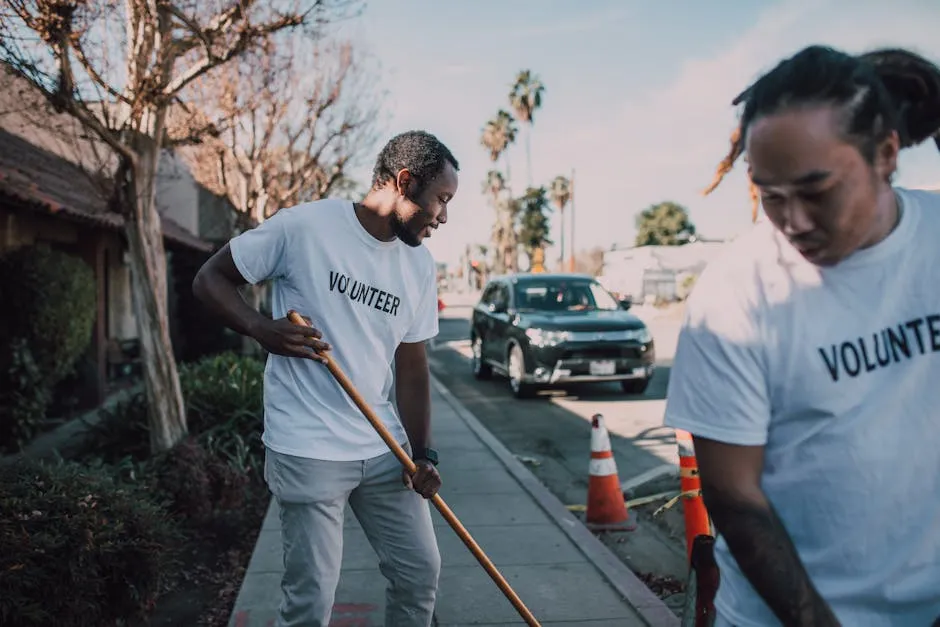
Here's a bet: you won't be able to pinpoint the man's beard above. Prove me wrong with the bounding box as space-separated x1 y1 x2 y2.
391 213 422 248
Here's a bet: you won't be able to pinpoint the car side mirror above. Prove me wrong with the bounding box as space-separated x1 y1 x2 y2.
618 297 632 311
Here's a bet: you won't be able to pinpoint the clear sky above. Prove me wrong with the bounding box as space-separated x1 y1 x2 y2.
335 0 940 268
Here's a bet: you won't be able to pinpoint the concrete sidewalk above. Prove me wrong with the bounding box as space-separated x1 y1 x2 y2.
227 376 679 626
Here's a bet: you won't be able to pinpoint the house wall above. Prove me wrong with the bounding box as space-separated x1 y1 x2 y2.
0 205 84 250
106 249 137 341
156 151 200 236
198 186 237 244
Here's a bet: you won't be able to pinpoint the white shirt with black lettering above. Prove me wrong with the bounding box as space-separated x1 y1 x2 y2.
663 187 940 626
230 199 439 461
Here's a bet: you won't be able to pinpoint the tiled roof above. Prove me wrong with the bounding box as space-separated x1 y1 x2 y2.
0 127 213 252
0 63 214 253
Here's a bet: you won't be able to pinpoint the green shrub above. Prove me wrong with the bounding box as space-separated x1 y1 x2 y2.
180 352 265 473
77 352 265 517
80 352 265 524
0 338 49 452
83 390 152 465
149 437 249 528
0 458 181 627
0 244 96 385
80 396 248 509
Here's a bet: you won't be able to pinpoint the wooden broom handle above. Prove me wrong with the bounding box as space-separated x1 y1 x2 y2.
286 311 540 626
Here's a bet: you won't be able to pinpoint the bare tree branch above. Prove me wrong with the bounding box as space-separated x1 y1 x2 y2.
164 8 302 97
179 34 382 227
0 0 362 454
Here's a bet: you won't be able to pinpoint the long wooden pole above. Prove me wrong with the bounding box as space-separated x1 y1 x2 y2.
287 312 541 626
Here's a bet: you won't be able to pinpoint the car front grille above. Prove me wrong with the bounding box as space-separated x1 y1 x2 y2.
565 330 646 342
562 347 643 360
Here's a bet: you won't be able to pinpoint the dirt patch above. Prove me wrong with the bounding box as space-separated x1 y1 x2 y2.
566 496 689 617
627 472 688 547
567 473 693 617
131 482 270 627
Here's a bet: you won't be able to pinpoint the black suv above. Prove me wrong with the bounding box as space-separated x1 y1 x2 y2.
469 273 656 398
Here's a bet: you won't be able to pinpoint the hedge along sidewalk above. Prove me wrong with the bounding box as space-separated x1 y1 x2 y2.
228 375 680 627
0 384 141 467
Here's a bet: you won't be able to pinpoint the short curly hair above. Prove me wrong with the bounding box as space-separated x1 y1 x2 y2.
371 130 459 194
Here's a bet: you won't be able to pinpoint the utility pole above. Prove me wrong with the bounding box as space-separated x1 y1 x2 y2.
568 168 576 272
465 243 472 291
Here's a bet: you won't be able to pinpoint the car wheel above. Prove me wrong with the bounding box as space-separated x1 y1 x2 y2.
508 344 535 399
620 377 650 395
471 335 492 380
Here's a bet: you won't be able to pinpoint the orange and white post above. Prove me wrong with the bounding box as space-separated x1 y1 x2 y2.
586 414 636 532
675 429 713 559
676 428 719 627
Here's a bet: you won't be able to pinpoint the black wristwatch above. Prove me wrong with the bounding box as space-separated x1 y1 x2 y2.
413 447 439 466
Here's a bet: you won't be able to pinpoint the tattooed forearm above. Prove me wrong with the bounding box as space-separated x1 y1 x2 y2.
705 489 840 627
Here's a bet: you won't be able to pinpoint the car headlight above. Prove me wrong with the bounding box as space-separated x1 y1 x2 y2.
624 327 652 344
525 328 569 346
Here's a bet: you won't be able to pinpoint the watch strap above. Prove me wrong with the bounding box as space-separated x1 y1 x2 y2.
413 447 439 466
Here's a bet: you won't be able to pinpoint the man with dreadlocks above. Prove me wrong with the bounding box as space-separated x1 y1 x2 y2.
663 45 940 627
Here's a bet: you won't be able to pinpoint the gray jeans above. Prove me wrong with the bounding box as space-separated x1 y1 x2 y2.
264 446 441 627
713 612 734 627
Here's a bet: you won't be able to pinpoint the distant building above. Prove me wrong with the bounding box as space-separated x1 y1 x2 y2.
598 241 727 303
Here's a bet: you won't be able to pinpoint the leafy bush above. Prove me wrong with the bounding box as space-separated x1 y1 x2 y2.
180 352 265 473
85 352 266 472
0 458 181 627
0 244 96 385
80 402 250 529
84 390 152 465
0 245 96 450
78 352 265 528
149 437 248 526
0 338 49 452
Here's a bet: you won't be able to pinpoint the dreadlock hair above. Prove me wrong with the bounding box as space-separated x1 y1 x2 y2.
703 45 940 222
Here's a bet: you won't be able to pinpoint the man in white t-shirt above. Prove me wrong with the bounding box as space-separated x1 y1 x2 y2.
193 130 459 626
664 45 940 626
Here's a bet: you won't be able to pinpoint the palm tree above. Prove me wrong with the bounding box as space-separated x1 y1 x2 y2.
517 186 553 270
549 175 571 271
483 169 506 201
481 169 517 274
481 113 519 273
480 110 517 176
509 70 544 187
482 169 507 269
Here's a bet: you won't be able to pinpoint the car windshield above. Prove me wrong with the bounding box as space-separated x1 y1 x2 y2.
513 280 621 312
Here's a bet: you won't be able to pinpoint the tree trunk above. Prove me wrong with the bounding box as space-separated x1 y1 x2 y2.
559 205 566 271
502 155 518 273
507 204 519 273
525 125 532 189
117 133 188 454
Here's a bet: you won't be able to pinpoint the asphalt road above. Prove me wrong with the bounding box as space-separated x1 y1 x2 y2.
428 297 690 611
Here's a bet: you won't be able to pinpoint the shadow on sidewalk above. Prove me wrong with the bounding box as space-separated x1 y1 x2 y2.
428 344 689 613
544 364 672 403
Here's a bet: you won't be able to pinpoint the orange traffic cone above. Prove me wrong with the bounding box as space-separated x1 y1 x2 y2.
586 414 636 532
676 429 713 560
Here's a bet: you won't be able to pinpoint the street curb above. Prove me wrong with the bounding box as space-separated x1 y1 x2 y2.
430 374 681 627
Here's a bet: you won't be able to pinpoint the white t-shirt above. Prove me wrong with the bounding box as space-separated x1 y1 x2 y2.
229 198 439 461
664 187 940 627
